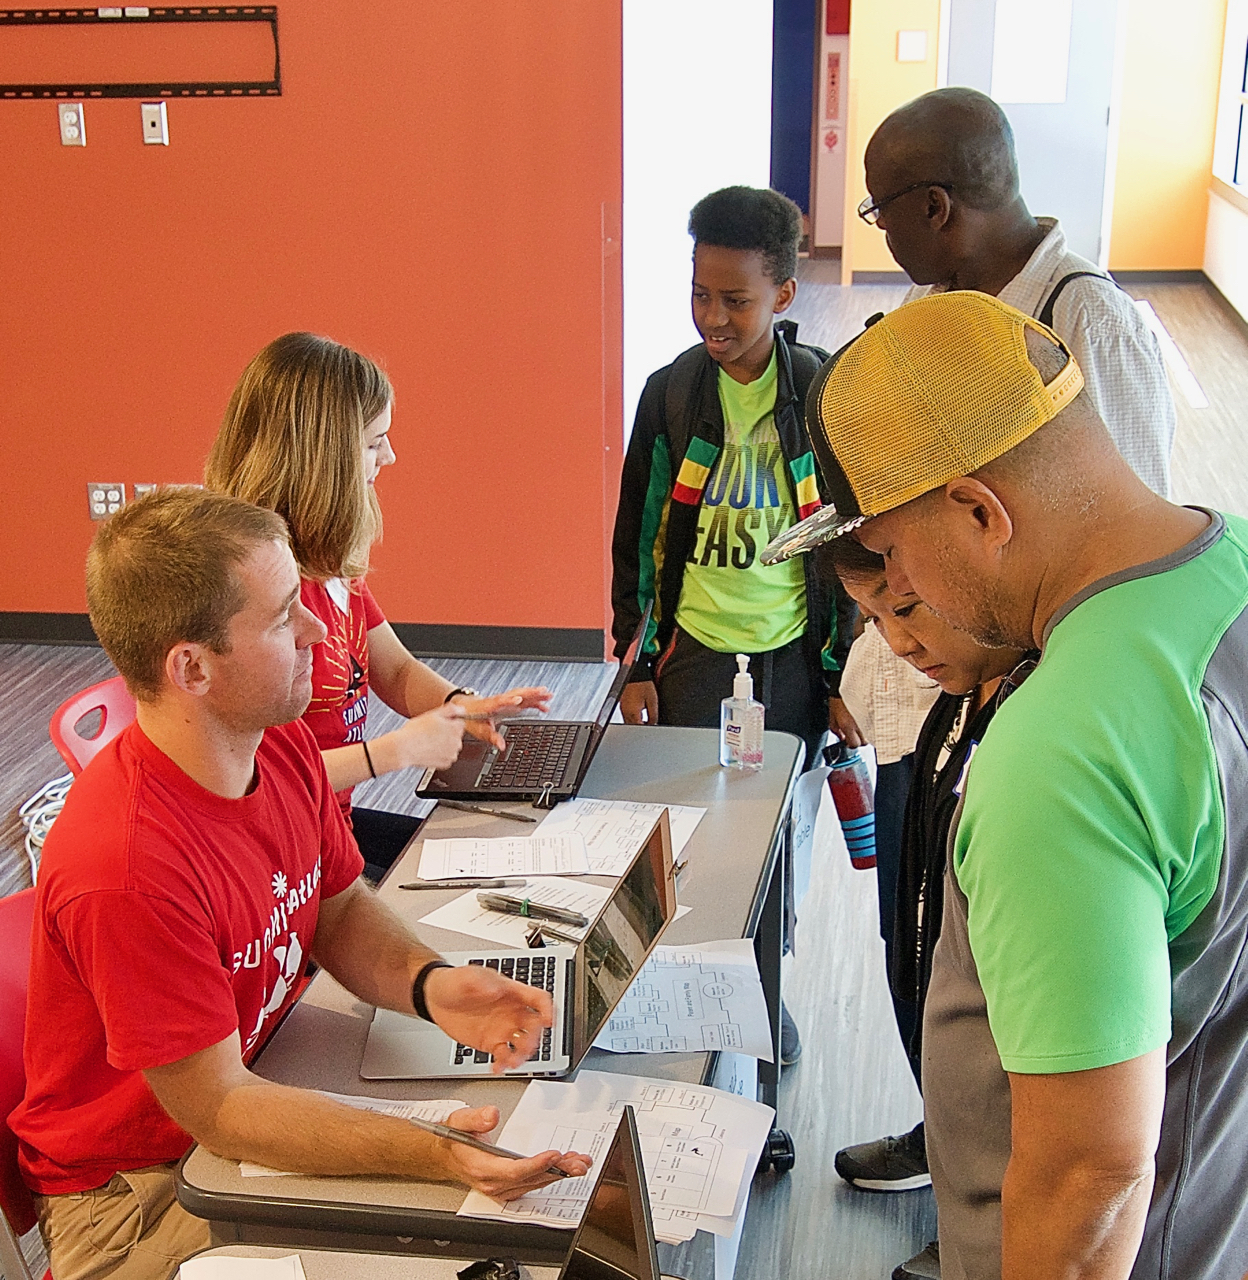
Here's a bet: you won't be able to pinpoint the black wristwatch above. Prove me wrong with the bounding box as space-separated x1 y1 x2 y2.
412 959 452 1022
443 686 480 704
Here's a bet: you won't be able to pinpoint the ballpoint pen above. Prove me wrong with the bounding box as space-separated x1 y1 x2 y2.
399 878 527 890
407 1115 574 1179
435 800 538 824
476 892 589 929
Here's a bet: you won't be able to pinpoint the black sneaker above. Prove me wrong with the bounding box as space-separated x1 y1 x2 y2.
834 1120 930 1191
893 1241 939 1279
780 1002 802 1067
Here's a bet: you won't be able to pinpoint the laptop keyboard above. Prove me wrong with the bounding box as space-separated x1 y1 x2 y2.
481 723 580 789
453 954 556 1065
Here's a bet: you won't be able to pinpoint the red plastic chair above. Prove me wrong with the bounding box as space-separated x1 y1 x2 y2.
0 888 50 1280
48 677 136 776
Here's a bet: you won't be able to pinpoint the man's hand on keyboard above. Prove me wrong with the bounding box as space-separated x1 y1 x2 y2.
423 964 555 1073
439 1105 591 1198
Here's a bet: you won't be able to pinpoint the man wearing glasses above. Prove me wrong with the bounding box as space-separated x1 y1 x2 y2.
859 85 1174 495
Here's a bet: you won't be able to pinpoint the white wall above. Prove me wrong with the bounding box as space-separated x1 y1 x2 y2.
1205 187 1248 321
622 1 774 439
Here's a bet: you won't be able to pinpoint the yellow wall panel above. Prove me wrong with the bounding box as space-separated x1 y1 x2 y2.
1110 0 1227 269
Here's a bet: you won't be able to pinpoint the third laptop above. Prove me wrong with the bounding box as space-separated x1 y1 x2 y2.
360 807 676 1080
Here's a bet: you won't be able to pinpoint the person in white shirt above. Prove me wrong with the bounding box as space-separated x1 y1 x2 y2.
832 88 1177 1278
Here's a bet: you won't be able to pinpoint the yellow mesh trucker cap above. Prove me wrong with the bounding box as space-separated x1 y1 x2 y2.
760 290 1084 564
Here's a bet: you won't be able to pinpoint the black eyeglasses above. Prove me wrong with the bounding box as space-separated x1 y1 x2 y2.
857 181 953 225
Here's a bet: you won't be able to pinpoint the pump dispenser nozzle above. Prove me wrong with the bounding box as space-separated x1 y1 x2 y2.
733 653 753 700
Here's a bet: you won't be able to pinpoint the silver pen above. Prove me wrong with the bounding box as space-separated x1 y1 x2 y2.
407 1115 573 1178
399 878 527 890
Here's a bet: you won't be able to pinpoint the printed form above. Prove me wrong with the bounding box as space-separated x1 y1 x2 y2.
179 1257 307 1279
416 834 588 881
593 939 773 1062
533 798 706 876
457 1070 773 1244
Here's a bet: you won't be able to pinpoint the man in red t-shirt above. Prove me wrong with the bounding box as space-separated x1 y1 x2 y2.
11 490 589 1280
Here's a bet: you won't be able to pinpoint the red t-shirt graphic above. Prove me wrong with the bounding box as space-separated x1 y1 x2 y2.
10 720 363 1195
300 578 385 812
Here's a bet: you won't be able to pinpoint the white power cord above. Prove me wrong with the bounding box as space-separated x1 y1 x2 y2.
18 773 73 886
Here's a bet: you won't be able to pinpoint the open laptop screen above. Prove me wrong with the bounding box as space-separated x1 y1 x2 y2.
591 602 653 734
559 1106 659 1280
578 811 674 1056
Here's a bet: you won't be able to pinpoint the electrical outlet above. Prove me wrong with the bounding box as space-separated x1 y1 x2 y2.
132 483 159 499
140 102 168 146
58 103 86 147
87 482 125 520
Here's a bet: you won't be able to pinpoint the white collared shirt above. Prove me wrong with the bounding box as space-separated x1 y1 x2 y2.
907 217 1176 497
839 624 941 765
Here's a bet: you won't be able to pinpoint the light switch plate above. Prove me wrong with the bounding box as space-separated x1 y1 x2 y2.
141 102 169 146
58 103 86 146
897 29 929 62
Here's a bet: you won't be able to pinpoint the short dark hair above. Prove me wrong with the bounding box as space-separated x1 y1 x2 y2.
688 186 803 285
87 487 289 700
814 537 886 584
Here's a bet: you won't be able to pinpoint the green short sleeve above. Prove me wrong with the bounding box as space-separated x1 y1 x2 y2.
953 559 1230 1074
956 730 1175 1073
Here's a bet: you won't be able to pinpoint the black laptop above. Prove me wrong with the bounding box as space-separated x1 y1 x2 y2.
559 1105 661 1280
414 604 652 808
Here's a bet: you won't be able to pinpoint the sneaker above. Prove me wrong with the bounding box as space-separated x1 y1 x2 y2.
780 1002 802 1067
892 1241 940 1279
834 1120 930 1191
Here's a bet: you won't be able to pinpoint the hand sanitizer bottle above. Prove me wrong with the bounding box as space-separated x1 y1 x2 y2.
720 654 764 770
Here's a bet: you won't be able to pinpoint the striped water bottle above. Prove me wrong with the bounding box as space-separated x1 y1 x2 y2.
827 747 876 869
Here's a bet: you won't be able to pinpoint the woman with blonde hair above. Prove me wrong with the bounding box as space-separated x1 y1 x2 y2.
206 332 549 876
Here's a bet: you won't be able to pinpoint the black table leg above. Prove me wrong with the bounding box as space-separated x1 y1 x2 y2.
754 820 794 1173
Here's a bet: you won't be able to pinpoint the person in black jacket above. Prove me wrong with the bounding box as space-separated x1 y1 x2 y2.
820 535 1031 1280
611 186 858 768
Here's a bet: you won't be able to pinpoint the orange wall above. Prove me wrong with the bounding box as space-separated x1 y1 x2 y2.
1109 0 1227 270
0 4 623 634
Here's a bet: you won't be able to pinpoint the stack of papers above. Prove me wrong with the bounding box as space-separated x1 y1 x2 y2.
533 798 706 876
415 834 588 880
592 939 772 1061
418 877 690 949
457 1070 773 1245
179 1257 307 1279
238 1094 464 1177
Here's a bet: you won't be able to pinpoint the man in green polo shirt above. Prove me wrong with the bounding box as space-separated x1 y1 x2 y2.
763 290 1248 1280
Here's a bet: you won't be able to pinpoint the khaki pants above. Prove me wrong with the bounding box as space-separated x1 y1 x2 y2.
36 1163 212 1280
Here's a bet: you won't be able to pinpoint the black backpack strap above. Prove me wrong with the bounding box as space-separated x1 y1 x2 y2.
1036 270 1115 328
662 345 711 468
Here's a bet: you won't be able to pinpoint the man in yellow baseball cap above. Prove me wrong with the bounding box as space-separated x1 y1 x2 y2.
765 290 1248 1280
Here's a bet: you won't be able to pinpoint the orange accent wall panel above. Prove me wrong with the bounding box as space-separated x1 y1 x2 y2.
0 2 624 634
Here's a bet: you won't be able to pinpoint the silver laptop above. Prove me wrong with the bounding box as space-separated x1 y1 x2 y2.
361 810 676 1079
558 1105 660 1280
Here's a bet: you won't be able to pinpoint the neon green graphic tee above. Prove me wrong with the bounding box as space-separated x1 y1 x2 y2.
675 346 808 653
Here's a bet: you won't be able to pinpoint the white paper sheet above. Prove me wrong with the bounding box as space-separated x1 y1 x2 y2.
592 939 772 1062
533 798 706 876
238 1094 465 1177
179 1257 307 1279
419 878 689 950
456 1070 773 1244
416 834 589 881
